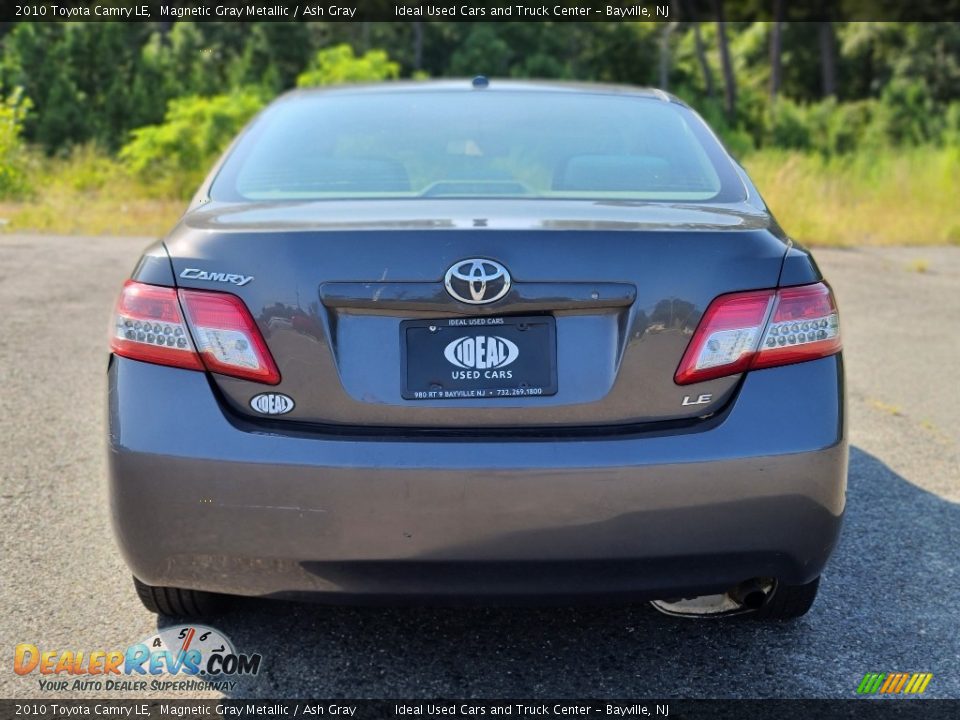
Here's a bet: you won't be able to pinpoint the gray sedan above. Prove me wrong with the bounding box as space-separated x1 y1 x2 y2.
107 80 846 621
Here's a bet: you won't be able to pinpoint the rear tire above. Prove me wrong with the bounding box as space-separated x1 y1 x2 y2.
753 576 820 620
133 576 226 618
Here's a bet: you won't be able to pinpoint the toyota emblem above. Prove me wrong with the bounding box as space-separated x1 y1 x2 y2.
444 259 512 305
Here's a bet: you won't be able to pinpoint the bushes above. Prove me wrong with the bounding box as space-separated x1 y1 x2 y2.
714 77 960 160
296 44 400 87
119 89 267 199
0 88 32 198
765 99 813 151
695 99 755 159
117 44 406 199
944 102 960 147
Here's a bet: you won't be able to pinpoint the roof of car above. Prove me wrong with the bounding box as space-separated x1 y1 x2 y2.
280 79 686 105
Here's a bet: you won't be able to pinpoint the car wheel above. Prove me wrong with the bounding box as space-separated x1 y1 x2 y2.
753 576 820 620
133 576 226 617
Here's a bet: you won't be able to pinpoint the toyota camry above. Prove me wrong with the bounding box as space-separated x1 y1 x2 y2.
107 80 846 620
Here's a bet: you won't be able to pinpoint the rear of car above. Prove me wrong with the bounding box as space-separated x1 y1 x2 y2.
107 82 846 619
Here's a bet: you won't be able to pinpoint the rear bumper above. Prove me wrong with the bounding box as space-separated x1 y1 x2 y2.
107 355 847 600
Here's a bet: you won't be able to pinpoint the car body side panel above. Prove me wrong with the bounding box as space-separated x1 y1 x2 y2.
780 243 825 287
130 241 175 286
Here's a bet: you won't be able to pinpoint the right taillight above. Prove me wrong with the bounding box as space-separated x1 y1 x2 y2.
752 282 841 370
675 282 841 385
110 280 280 384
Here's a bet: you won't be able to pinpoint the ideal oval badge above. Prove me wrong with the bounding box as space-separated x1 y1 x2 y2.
250 393 295 415
444 335 519 370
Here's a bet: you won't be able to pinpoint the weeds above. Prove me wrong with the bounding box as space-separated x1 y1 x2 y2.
744 147 960 246
1 145 958 242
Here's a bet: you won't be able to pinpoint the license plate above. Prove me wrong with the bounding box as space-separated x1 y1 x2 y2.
401 315 557 400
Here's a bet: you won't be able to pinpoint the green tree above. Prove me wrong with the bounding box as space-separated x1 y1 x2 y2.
296 44 399 87
0 87 32 197
231 23 314 92
447 25 513 77
0 23 155 152
120 89 266 198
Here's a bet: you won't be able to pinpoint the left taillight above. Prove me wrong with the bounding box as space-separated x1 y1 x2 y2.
675 281 841 385
111 281 203 371
110 280 280 385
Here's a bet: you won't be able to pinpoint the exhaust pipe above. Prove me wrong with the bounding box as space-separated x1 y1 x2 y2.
650 578 774 618
728 578 770 610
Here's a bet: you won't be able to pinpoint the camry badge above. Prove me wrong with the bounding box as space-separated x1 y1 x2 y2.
180 268 254 286
444 259 511 305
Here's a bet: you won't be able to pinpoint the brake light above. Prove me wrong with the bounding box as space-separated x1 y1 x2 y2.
110 281 280 384
111 281 203 371
178 289 280 384
753 283 841 369
675 282 840 385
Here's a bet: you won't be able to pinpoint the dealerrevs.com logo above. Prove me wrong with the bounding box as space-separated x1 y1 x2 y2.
14 625 261 693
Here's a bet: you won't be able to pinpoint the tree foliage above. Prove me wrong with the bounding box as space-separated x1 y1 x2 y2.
296 44 400 87
116 42 406 200
1 20 958 167
119 89 267 198
0 87 31 197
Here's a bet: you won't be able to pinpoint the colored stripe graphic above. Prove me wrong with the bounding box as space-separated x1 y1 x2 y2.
857 673 885 694
857 672 932 694
880 674 897 693
893 673 909 693
905 673 933 694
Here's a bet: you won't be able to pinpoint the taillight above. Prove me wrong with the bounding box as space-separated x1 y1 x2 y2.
753 283 841 370
110 281 280 385
675 282 840 385
111 281 203 371
178 289 280 384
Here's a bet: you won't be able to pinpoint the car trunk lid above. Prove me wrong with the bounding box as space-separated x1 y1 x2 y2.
165 199 790 429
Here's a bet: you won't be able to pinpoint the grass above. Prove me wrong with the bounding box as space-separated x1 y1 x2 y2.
1 146 958 244
0 146 184 237
744 147 960 247
0 194 183 236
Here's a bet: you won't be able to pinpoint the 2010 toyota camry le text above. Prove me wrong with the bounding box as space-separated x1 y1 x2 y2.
107 80 846 621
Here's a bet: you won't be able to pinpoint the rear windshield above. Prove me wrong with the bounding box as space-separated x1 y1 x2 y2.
210 90 744 203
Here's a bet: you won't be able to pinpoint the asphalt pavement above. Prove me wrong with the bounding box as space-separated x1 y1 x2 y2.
0 235 957 699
